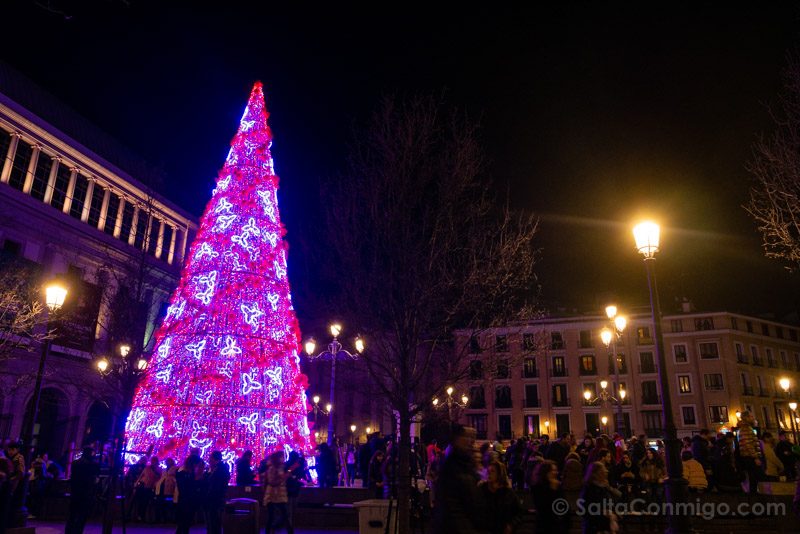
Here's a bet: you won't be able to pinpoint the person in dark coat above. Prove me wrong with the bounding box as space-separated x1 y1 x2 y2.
235 450 255 486
579 461 621 534
545 434 570 472
316 443 336 488
431 424 484 534
204 451 230 534
776 431 798 480
175 455 204 534
531 460 569 534
65 447 99 534
480 460 522 534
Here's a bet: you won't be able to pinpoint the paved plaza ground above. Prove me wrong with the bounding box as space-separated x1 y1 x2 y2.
27 520 357 534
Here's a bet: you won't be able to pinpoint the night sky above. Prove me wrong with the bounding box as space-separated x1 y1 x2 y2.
4 2 800 320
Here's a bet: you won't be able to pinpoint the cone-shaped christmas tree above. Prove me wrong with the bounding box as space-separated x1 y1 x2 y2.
125 83 312 468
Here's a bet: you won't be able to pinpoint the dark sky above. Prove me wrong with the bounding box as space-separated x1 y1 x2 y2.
4 1 800 319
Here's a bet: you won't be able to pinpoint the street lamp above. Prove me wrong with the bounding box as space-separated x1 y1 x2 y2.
601 415 609 434
789 402 799 444
304 323 364 445
776 377 792 434
432 386 469 420
22 281 68 466
633 220 689 534
601 304 628 437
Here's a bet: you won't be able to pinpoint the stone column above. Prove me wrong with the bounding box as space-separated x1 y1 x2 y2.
22 146 40 194
167 225 177 265
62 168 78 215
81 179 95 223
0 133 20 184
154 219 165 259
128 206 140 246
113 197 125 238
96 187 110 231
42 157 60 206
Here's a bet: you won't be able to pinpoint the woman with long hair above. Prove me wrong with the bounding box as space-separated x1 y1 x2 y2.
479 460 523 534
579 461 621 534
531 460 569 534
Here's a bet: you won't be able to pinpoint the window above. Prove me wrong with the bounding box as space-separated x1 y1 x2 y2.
7 142 33 190
552 356 566 377
767 348 777 368
642 411 663 436
735 343 747 363
639 351 656 373
673 344 688 363
757 375 767 397
642 381 659 404
709 406 728 424
495 335 508 353
468 386 485 409
579 355 596 375
579 330 593 348
678 375 691 394
0 132 11 176
751 346 763 366
468 414 488 440
781 351 789 369
792 330 798 342
731 317 738 330
2 239 21 257
552 384 568 407
608 353 627 374
776 326 784 339
694 317 714 331
585 413 600 435
524 384 539 407
119 201 135 241
637 326 652 344
497 415 512 440
69 174 89 220
746 321 753 333
495 386 512 409
522 333 536 351
523 358 538 378
761 323 770 336
670 319 683 333
524 415 540 437
30 154 53 201
741 373 753 396
495 359 510 379
761 406 771 428
682 406 697 426
469 360 483 380
88 188 105 228
698 342 719 359
704 373 724 391
468 335 481 354
50 165 72 211
551 332 564 350
555 414 571 436
147 218 160 256
103 194 121 234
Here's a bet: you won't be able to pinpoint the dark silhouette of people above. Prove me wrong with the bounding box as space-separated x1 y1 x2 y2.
65 447 99 534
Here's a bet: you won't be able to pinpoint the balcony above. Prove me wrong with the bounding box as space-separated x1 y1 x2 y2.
639 364 657 374
608 364 628 375
753 357 764 367
638 337 654 346
552 397 571 407
523 368 539 379
758 388 769 397
524 397 541 408
642 396 661 405
551 368 568 377
736 354 749 364
768 359 778 369
579 367 598 376
741 386 754 396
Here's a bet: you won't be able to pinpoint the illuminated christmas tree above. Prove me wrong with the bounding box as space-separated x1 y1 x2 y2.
125 82 312 469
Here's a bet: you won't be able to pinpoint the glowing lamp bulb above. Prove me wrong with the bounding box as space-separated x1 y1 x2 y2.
355 337 365 353
97 359 109 373
325 403 332 413
615 316 627 332
544 420 550 427
779 377 791 392
583 390 592 401
350 424 356 433
461 395 469 405
330 324 342 338
120 344 132 357
432 398 439 406
366 427 372 434
633 221 660 258
45 283 68 312
446 386 454 396
600 380 608 390
137 358 148 371
605 305 617 319
619 389 626 399
304 339 316 355
735 411 742 419
601 416 608 425
312 395 320 405
600 328 613 346
789 402 797 411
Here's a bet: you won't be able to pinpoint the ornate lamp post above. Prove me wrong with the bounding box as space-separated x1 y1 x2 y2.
432 386 469 421
633 220 689 534
304 324 364 445
22 282 68 465
583 380 625 435
600 306 628 437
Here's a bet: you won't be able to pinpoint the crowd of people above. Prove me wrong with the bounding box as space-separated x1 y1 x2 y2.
2 411 800 534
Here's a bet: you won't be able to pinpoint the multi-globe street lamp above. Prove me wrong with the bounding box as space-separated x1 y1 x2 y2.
432 386 469 421
633 220 689 534
599 306 628 437
304 323 365 445
22 282 68 465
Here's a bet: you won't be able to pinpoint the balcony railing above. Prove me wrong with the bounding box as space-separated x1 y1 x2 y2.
737 354 749 364
579 367 598 376
551 368 568 377
523 368 539 379
639 364 657 374
758 389 769 397
608 365 628 375
552 397 571 407
642 396 661 405
524 397 541 408
495 400 513 409
741 386 754 396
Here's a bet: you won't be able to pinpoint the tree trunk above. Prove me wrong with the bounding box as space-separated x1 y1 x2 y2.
397 410 412 534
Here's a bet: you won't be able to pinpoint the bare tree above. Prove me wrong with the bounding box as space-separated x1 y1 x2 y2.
317 95 539 533
746 55 800 269
0 254 50 361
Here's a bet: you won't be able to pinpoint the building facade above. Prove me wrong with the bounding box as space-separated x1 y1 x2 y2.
0 65 197 462
457 309 800 441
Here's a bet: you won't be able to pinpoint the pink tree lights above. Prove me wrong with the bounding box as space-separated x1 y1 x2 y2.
125 82 312 468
